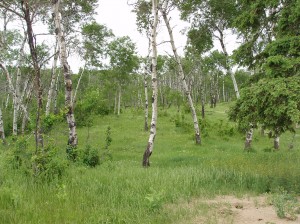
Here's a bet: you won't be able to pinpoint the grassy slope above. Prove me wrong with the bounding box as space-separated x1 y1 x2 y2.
0 103 299 223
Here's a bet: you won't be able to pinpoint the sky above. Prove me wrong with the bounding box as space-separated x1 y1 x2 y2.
69 0 239 73
71 0 190 72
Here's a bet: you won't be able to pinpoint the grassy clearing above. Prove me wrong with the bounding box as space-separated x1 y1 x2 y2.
0 103 299 223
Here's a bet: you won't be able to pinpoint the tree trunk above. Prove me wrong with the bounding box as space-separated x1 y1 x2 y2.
114 89 117 114
117 86 121 116
52 0 77 147
0 63 30 122
22 0 44 150
161 4 201 144
21 81 34 135
46 42 59 116
144 66 149 131
72 65 85 107
53 70 60 114
274 134 280 150
0 107 6 144
244 125 253 151
222 76 225 102
13 33 27 137
218 31 240 99
143 0 159 167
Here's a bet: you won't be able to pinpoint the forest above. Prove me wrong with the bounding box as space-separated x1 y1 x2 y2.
0 0 299 223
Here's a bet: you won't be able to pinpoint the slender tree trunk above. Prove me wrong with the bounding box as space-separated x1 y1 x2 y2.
117 86 121 116
143 0 159 167
46 42 59 116
52 0 77 146
0 107 6 144
218 31 240 99
13 33 27 137
5 92 10 109
201 86 205 119
222 76 225 102
22 0 44 150
114 89 117 114
54 70 60 114
161 4 201 144
244 124 253 151
144 65 149 131
21 80 34 135
0 63 30 121
72 65 85 107
274 132 280 150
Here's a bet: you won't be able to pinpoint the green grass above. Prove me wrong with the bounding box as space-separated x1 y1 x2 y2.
0 103 299 223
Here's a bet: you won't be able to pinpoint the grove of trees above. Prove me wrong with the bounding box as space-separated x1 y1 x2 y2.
0 0 299 171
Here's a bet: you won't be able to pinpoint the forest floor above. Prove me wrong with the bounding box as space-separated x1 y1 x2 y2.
174 195 300 224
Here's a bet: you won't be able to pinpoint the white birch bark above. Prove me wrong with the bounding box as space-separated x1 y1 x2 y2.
72 65 85 107
114 89 117 114
0 107 5 144
143 0 159 167
0 62 29 120
160 2 201 144
217 30 240 99
21 80 34 135
53 69 60 114
12 33 27 136
274 131 280 150
46 41 59 116
274 136 280 150
52 0 77 146
117 86 121 116
244 124 253 151
144 65 149 131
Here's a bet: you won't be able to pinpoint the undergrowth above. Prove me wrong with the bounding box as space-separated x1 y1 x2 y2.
0 103 299 223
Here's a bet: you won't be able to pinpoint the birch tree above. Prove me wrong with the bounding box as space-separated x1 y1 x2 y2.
0 107 5 144
132 0 153 131
52 0 78 146
107 36 139 116
231 0 300 150
178 0 240 98
160 0 201 144
142 0 159 167
45 41 59 116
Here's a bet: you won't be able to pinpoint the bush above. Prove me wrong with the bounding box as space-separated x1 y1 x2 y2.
66 145 79 162
42 113 63 133
75 88 111 127
5 139 67 181
82 145 99 167
268 188 300 220
31 145 68 181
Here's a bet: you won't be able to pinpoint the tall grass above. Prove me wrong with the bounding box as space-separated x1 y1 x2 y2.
0 103 299 223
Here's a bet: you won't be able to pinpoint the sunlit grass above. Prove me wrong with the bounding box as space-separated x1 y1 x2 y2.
0 103 299 223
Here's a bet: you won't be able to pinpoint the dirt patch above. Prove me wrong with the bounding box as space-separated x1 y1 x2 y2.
190 195 300 224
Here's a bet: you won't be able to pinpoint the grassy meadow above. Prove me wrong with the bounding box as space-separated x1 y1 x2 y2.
0 103 299 223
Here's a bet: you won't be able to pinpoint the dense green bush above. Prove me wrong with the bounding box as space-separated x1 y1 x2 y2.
75 88 111 127
82 145 99 167
5 138 67 181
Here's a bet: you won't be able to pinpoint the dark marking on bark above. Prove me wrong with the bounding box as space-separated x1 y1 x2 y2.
66 80 72 91
142 142 152 167
195 133 201 145
52 0 58 4
55 28 59 35
63 64 69 72
152 96 154 104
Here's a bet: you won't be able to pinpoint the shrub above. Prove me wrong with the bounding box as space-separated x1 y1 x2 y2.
82 145 99 167
42 114 62 133
268 188 300 220
66 145 78 162
75 88 111 127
